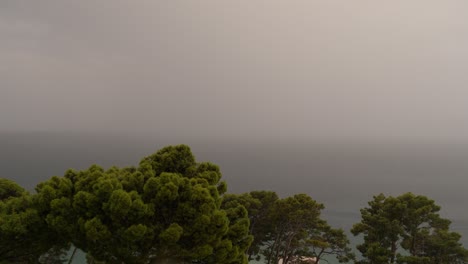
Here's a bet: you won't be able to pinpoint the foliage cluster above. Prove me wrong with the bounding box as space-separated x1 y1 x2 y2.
223 192 354 263
1 145 251 264
1 145 467 264
351 193 468 264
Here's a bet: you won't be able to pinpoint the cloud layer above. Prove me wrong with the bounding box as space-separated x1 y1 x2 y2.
2 1 468 143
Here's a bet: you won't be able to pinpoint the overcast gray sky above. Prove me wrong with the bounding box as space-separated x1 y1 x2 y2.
2 1 468 143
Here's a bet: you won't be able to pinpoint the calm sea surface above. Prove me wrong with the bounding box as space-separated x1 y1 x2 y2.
2 132 468 263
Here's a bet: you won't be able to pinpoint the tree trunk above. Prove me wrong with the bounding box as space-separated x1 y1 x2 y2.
268 231 282 264
67 246 77 264
390 241 397 263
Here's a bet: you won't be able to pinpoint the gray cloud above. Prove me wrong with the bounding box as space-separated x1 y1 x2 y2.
2 0 468 143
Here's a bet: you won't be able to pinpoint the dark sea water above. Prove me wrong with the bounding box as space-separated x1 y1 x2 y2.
2 132 468 263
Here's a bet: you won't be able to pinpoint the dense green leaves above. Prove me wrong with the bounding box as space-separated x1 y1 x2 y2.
223 191 279 261
225 191 354 263
0 181 66 263
352 192 468 264
34 144 249 263
262 194 354 264
0 178 25 200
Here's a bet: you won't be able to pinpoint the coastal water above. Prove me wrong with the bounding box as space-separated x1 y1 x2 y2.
2 132 468 263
